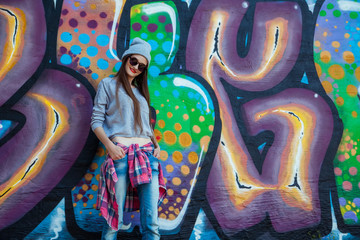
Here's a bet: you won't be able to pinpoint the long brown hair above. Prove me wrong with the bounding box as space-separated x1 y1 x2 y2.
115 54 151 132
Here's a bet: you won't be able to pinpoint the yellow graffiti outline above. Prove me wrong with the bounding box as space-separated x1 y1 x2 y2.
203 11 289 83
0 6 26 82
0 93 69 204
202 11 315 212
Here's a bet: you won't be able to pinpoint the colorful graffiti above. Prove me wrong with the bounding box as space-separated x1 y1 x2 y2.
314 0 360 227
1 0 360 239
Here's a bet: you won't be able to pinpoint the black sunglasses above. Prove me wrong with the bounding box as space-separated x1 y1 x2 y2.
129 57 147 72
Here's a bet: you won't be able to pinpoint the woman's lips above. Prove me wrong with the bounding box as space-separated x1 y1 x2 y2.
129 67 136 73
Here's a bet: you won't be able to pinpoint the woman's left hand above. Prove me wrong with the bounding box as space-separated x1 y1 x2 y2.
153 146 161 159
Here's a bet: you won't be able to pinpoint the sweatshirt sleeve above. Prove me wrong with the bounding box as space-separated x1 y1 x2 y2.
91 79 109 131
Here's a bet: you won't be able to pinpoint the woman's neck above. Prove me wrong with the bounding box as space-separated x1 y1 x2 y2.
128 77 136 88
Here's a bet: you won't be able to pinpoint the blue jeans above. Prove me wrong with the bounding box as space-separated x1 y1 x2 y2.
101 153 160 240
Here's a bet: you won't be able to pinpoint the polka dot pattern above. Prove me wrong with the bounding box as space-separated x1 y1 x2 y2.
71 142 105 231
67 0 214 230
315 0 360 225
128 2 214 222
145 73 215 221
57 1 120 87
332 130 360 223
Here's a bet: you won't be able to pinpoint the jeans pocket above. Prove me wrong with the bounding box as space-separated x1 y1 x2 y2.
113 156 126 161
149 155 159 171
113 157 128 175
113 156 127 168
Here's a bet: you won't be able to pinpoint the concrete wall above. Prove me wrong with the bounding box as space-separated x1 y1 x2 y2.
0 0 359 239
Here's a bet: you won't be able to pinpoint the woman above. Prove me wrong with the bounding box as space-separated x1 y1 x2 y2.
91 38 166 240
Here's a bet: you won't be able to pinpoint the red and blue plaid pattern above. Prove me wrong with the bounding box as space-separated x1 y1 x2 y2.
96 156 119 230
96 142 167 230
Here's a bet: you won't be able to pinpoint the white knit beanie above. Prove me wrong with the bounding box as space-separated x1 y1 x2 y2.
121 37 152 64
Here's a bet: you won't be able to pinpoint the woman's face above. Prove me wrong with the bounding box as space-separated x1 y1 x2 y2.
125 54 148 80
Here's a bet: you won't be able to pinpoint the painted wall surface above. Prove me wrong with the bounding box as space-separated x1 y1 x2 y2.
0 0 359 239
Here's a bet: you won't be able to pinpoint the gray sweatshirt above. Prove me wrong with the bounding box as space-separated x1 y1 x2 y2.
91 77 153 139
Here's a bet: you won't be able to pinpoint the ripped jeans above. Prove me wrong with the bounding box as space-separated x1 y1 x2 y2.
101 153 160 240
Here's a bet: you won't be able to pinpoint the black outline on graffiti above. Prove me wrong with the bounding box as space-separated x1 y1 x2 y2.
1 0 359 239
0 0 98 239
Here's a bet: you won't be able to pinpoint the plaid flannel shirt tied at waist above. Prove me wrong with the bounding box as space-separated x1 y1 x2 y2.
96 142 166 230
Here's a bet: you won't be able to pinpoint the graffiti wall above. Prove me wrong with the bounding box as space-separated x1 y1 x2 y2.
0 0 359 239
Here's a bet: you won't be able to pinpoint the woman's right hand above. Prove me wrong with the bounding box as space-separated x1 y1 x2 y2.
106 142 125 160
92 127 125 160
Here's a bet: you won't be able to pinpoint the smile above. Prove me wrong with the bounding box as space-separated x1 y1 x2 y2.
129 67 136 73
